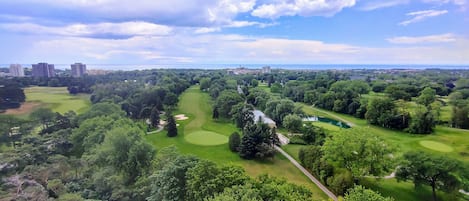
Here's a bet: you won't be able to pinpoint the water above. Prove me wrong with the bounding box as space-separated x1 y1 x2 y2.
2 64 468 71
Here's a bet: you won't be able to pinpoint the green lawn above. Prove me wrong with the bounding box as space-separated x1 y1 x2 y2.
25 87 90 114
185 131 228 145
311 121 343 132
144 86 328 200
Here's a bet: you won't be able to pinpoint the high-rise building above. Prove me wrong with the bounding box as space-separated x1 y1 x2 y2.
9 64 24 77
262 66 271 74
32 63 55 77
71 63 87 77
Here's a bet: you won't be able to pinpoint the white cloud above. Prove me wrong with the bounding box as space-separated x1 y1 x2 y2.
194 27 222 34
387 33 457 44
1 0 256 27
0 21 172 37
399 9 448 26
251 0 356 19
12 33 468 65
421 0 466 6
359 0 409 11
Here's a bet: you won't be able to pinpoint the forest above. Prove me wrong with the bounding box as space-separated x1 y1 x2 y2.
1 68 469 201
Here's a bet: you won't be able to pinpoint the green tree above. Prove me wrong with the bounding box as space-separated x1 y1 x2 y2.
451 105 469 129
185 161 248 201
229 132 241 152
149 107 160 128
251 79 259 87
148 155 199 201
57 193 84 201
239 122 279 160
166 111 178 137
207 184 262 201
282 114 303 132
230 103 254 129
30 108 55 130
416 87 436 106
214 90 243 118
94 126 155 183
322 128 395 179
344 185 394 201
406 105 435 134
396 151 462 201
199 78 211 91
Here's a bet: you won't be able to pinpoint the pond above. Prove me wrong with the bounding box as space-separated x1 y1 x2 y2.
303 116 351 129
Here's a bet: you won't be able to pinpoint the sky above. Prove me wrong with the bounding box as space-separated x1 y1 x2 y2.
0 0 468 66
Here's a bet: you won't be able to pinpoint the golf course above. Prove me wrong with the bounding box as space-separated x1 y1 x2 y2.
144 86 328 199
3 87 91 117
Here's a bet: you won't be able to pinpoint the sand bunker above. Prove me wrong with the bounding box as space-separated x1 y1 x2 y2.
3 102 42 115
175 114 189 120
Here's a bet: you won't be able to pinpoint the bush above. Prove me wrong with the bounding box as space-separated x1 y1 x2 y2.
229 132 241 152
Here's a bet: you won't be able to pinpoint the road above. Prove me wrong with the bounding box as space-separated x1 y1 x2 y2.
275 146 338 201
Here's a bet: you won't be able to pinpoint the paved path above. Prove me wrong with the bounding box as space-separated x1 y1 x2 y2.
146 125 164 134
275 146 338 201
311 107 356 127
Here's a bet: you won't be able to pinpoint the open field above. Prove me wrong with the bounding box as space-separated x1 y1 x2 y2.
3 87 91 117
144 86 328 199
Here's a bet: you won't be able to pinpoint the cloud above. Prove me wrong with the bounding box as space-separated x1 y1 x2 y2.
399 9 448 26
0 0 256 27
251 0 356 19
359 0 409 11
387 33 457 44
0 21 172 38
421 0 466 6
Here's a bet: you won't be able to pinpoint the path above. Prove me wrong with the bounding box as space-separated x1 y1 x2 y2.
311 107 356 127
146 125 164 134
275 146 338 201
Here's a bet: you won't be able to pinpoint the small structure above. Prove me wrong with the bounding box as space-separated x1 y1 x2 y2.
253 110 276 128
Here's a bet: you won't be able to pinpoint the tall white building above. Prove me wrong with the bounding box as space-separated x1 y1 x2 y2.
71 63 87 77
9 64 24 77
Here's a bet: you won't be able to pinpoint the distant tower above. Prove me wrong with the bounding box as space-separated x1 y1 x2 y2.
9 64 24 77
71 63 87 77
32 63 55 77
262 66 271 74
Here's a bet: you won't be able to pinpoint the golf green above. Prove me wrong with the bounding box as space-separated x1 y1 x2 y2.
185 130 229 146
419 140 454 153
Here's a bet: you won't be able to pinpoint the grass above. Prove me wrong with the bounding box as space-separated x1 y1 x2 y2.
419 140 454 153
144 86 328 200
312 121 343 132
3 87 91 118
185 131 228 145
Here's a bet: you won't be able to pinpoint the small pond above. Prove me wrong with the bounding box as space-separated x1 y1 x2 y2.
303 116 351 129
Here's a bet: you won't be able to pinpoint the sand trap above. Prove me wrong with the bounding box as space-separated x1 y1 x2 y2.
175 114 189 120
3 102 42 115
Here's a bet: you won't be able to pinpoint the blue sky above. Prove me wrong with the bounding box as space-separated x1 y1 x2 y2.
0 0 468 66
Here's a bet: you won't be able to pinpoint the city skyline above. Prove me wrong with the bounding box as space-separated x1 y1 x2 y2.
0 0 468 67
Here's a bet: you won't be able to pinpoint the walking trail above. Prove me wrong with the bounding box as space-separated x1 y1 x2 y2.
275 146 338 201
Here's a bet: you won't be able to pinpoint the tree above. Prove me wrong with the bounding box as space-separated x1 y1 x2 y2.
282 114 303 132
322 128 395 179
149 107 160 128
451 105 469 129
396 151 462 201
199 78 211 91
185 160 248 201
207 184 262 201
229 132 241 152
212 107 219 119
148 155 199 201
250 79 259 87
94 126 155 183
417 87 436 106
270 83 282 93
301 124 326 145
239 122 279 160
166 111 178 137
406 105 435 134
214 91 243 118
344 185 394 201
230 103 254 129
31 108 55 130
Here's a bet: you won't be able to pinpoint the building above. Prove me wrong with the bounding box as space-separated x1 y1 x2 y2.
9 64 24 77
262 66 271 74
32 63 55 77
71 63 87 77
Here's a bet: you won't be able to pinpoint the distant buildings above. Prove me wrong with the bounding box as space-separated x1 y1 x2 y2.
71 63 87 77
227 66 272 75
32 63 55 77
262 66 271 74
9 64 24 77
